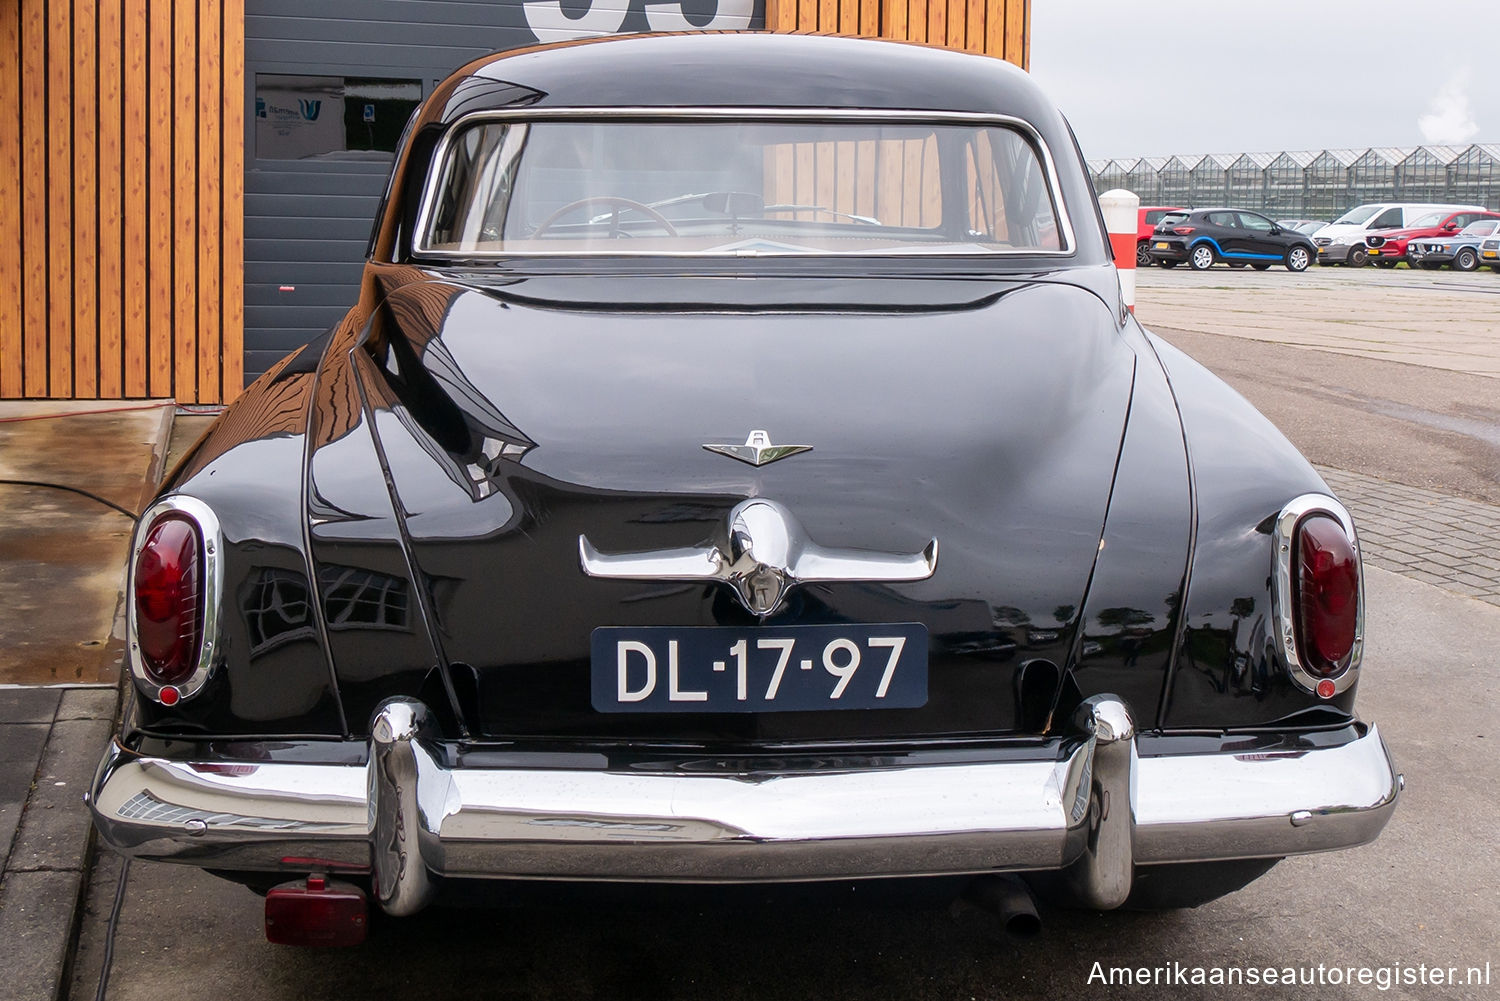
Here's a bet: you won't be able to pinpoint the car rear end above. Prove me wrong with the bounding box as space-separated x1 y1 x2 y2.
1145 211 1194 265
86 34 1401 938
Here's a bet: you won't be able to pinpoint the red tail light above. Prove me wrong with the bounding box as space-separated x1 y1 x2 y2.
134 516 203 685
1293 515 1359 677
1172 226 1196 235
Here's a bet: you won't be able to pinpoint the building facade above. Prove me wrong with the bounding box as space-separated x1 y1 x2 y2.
0 0 1031 403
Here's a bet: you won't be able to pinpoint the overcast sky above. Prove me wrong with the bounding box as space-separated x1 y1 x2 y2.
1029 0 1500 161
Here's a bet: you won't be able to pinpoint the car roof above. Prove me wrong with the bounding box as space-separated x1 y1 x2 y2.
423 33 1058 123
373 33 1113 270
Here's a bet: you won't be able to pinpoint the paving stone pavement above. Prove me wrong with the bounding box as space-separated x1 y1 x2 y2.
0 687 119 1001
1318 465 1500 607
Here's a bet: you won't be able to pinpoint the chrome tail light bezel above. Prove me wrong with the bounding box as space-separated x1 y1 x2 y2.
1272 493 1364 697
128 495 224 705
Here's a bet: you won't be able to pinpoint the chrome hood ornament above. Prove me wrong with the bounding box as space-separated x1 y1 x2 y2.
579 499 937 616
702 430 812 467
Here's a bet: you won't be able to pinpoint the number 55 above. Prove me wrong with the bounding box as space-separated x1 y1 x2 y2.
523 0 755 43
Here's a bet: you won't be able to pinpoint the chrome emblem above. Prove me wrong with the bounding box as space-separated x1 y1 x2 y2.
702 430 812 467
579 498 937 616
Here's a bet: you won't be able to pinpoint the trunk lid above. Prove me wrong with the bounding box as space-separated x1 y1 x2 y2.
354 275 1138 745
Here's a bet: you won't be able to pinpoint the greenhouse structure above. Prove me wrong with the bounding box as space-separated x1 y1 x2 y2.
1089 143 1500 219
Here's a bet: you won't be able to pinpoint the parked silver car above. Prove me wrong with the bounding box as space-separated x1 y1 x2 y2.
1408 219 1500 271
1276 219 1328 236
1482 236 1500 273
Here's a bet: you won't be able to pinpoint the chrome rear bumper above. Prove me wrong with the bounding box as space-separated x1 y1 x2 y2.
88 695 1400 916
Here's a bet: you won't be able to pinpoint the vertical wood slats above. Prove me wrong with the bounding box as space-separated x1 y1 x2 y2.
220 0 244 398
0 3 20 398
1 0 243 404
1 1 1023 404
764 135 943 228
762 0 1030 234
123 0 147 397
148 0 172 397
74 0 98 398
98 0 123 398
48 1 73 395
21 0 47 398
773 0 1029 68
173 0 197 401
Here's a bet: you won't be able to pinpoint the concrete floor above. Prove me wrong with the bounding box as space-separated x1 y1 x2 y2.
0 401 172 686
1136 264 1500 378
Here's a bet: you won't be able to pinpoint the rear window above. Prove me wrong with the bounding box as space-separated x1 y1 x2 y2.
417 117 1069 257
1159 212 1190 226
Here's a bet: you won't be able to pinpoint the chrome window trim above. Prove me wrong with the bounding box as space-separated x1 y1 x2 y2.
1272 493 1364 696
409 107 1078 260
127 495 224 705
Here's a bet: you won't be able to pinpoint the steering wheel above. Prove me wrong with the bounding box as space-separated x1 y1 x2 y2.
532 196 680 239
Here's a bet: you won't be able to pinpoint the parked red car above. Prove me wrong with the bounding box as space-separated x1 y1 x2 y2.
1364 209 1500 267
1137 206 1184 265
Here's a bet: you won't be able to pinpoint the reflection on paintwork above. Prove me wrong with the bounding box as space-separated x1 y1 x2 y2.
341 272 1136 742
1150 334 1349 727
243 568 315 656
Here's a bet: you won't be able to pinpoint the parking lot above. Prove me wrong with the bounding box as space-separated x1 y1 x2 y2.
36 266 1495 1001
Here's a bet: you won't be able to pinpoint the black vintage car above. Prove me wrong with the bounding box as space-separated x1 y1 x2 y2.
1147 208 1318 271
89 33 1398 945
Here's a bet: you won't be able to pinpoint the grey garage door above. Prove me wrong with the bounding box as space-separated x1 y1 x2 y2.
244 0 764 385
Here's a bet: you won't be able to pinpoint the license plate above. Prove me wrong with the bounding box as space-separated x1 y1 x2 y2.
1154 241 1169 249
1369 249 1381 255
1485 251 1497 259
591 623 928 712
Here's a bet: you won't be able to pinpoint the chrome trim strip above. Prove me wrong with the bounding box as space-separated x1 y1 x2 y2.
88 698 1399 914
1272 493 1365 696
1134 724 1399 862
580 498 937 616
126 496 225 704
409 107 1079 260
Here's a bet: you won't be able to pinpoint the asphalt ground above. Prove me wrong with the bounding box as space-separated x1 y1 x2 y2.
1135 262 1500 378
1136 265 1500 506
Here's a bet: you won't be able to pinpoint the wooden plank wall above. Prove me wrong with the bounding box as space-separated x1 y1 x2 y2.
0 1 1026 404
0 0 244 404
768 0 1029 66
763 136 944 228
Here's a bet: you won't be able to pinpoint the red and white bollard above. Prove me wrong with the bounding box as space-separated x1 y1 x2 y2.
1098 189 1140 314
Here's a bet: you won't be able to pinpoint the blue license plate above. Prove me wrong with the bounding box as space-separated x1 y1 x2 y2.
590 623 928 712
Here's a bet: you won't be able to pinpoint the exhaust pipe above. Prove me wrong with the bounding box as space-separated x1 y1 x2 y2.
963 874 1041 938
